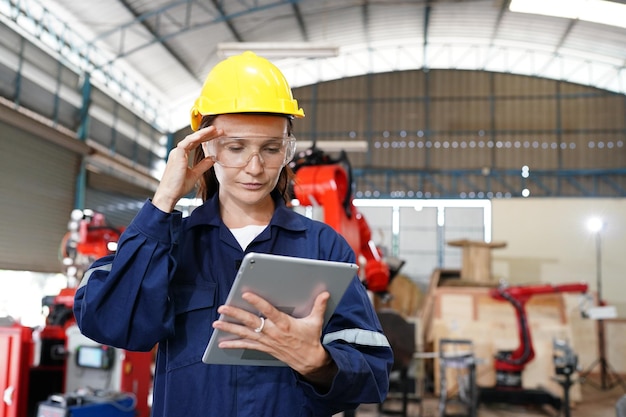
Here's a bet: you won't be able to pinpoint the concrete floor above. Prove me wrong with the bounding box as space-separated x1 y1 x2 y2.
351 380 625 417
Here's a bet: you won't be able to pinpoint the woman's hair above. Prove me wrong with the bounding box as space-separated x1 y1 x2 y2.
192 114 295 203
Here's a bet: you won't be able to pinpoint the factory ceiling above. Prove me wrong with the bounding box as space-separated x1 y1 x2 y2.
3 0 625 133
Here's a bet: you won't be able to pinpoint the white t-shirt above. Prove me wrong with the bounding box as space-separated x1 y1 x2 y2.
230 224 268 250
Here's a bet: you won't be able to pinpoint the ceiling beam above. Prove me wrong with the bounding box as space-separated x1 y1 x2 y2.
423 1 432 71
117 0 198 79
291 3 309 40
490 0 510 44
210 0 243 42
361 0 371 45
555 19 577 52
92 0 308 69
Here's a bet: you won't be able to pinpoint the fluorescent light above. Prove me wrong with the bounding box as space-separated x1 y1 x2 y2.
217 42 340 59
509 0 626 29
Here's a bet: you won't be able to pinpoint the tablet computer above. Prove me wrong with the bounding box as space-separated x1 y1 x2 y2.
202 252 358 367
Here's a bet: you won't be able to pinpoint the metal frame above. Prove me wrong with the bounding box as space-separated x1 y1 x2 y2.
353 167 626 198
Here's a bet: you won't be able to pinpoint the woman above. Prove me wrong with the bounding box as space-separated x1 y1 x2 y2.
73 51 393 417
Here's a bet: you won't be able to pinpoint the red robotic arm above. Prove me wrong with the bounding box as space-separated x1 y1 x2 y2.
60 209 124 286
490 282 588 386
292 149 390 293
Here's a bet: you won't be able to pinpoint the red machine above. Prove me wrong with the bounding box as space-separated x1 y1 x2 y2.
59 209 124 285
0 323 33 417
56 210 152 417
0 209 152 417
489 282 589 385
479 281 589 411
291 148 396 294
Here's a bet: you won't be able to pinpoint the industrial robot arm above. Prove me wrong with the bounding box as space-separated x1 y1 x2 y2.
490 282 588 386
60 209 124 286
291 148 393 293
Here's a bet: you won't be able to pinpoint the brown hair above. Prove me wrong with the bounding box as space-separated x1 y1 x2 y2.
192 114 295 203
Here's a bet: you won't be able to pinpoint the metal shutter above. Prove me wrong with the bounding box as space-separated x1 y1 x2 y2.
0 120 79 272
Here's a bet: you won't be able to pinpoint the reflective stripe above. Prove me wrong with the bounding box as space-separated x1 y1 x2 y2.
78 263 112 289
323 329 390 348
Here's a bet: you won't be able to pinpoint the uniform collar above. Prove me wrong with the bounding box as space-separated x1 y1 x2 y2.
185 190 308 233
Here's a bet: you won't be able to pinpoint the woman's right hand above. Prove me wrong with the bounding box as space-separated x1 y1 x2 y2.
152 125 224 213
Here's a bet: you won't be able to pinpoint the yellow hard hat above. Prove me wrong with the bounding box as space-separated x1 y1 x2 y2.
190 51 305 131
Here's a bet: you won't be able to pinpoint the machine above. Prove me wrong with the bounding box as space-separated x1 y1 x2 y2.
0 209 153 417
36 392 136 417
552 338 579 417
59 209 124 286
290 147 402 295
478 281 589 412
47 209 152 417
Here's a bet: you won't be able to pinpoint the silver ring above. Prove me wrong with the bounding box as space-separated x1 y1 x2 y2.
254 316 265 333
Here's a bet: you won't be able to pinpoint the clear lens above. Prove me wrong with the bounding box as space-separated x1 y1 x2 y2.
207 136 296 168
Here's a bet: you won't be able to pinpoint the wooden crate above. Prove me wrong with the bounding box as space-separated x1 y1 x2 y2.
447 239 507 283
431 286 585 402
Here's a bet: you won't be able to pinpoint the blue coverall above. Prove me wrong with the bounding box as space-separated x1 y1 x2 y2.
74 192 393 417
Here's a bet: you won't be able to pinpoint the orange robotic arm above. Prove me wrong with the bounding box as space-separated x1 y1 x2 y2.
294 164 390 292
293 163 390 292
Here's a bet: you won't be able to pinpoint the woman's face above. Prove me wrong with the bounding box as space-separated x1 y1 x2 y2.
210 113 289 208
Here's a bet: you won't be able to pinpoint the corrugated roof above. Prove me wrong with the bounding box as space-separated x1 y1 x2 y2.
5 0 626 132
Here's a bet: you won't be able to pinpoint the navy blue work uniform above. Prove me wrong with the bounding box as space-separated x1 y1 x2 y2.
74 192 393 417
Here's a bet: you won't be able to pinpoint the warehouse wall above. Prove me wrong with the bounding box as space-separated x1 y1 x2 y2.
356 197 626 321
491 198 626 311
293 70 626 198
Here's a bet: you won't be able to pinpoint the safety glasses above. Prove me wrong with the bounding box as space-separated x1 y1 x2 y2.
204 135 296 168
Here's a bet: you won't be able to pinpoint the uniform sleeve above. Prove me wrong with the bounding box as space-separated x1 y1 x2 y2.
73 200 181 351
297 228 394 414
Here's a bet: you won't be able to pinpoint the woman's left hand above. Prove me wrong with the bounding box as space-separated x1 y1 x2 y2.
212 291 338 385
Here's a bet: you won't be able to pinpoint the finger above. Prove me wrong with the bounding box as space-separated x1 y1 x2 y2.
241 292 280 322
190 154 215 176
309 291 330 320
177 126 224 151
165 145 188 162
216 304 265 331
212 316 264 339
253 316 266 333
